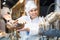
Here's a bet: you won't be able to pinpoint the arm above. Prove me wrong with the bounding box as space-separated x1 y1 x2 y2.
39 12 60 31
17 16 27 24
45 12 60 23
18 23 39 35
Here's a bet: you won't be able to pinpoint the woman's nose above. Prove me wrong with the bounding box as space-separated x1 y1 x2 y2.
33 11 36 14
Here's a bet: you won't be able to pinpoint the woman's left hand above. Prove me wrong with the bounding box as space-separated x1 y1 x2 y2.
17 28 30 32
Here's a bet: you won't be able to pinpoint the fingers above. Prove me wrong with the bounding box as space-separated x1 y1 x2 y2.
17 18 26 24
17 28 25 31
17 27 30 32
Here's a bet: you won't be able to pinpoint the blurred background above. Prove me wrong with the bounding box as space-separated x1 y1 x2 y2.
0 0 60 40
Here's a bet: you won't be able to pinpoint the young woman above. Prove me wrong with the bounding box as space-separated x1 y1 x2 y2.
17 1 46 40
17 1 60 40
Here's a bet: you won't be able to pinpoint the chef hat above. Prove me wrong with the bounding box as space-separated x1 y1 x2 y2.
25 1 37 16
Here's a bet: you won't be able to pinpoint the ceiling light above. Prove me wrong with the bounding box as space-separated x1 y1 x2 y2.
19 0 24 3
2 2 6 5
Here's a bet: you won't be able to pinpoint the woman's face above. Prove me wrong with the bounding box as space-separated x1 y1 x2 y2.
28 8 39 19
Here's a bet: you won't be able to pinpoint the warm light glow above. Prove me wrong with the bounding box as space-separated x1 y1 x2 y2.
19 0 24 3
2 2 6 5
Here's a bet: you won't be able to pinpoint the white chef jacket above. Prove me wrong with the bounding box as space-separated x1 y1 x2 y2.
17 16 45 40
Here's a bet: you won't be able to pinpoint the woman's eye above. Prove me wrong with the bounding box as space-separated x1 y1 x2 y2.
34 9 37 11
30 9 37 12
30 10 33 12
7 12 10 14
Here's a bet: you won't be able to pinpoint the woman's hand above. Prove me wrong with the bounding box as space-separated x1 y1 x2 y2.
17 28 30 32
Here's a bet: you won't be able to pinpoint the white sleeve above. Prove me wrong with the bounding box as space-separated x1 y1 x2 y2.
45 12 59 23
25 23 39 35
29 26 39 35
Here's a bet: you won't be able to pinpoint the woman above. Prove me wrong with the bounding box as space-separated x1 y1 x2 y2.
17 1 46 40
17 1 60 40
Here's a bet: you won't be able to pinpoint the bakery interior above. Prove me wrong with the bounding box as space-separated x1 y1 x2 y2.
0 0 60 40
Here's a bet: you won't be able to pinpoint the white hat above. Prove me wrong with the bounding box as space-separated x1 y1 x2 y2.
25 1 37 16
